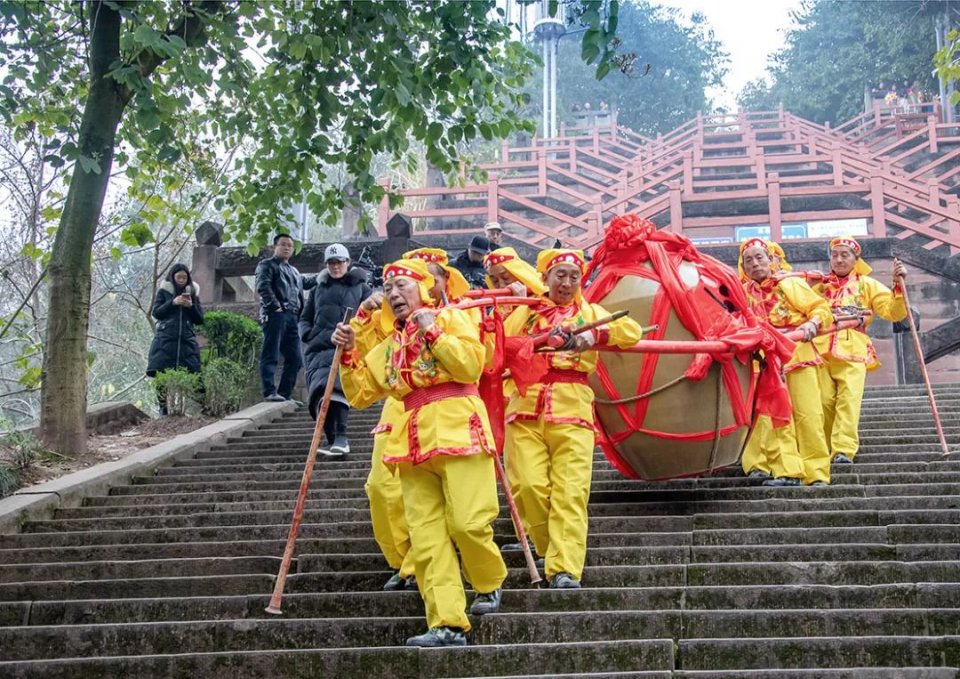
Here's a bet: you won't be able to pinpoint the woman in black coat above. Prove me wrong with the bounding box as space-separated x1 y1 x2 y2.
299 254 370 456
146 263 204 414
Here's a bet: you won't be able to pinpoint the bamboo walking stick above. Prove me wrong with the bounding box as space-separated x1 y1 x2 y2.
897 270 950 458
266 308 353 615
491 452 543 586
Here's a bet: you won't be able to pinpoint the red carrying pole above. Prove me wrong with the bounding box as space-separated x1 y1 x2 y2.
898 277 950 458
266 309 352 615
491 453 542 586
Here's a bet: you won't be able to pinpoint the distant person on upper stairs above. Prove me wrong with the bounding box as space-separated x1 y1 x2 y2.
146 263 204 416
299 243 371 456
738 239 834 487
484 221 503 246
256 233 316 403
452 234 491 290
811 237 908 465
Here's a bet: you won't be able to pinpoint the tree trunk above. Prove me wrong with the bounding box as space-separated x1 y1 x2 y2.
39 2 126 454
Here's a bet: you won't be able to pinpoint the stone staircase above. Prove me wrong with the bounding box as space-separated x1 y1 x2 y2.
1 385 960 677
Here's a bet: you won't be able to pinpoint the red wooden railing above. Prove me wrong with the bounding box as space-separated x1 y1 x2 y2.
379 107 960 254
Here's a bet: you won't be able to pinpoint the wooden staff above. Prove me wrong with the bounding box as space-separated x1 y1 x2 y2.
897 272 950 458
266 308 353 615
491 452 542 586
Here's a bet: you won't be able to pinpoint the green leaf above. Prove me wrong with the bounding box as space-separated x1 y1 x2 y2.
395 83 411 107
77 155 101 175
20 242 44 261
109 246 122 261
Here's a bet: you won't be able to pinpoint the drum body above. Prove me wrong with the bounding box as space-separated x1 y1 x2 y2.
588 261 754 480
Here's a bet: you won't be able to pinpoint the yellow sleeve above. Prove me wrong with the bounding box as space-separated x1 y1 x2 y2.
780 278 834 330
587 302 644 347
866 277 908 322
351 308 387 357
340 339 390 410
503 304 533 337
428 308 486 384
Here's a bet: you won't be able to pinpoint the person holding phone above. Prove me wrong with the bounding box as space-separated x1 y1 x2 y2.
146 263 204 415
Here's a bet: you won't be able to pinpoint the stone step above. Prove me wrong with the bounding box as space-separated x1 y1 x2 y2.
676 635 960 671
675 670 958 678
0 639 675 679
2 609 958 662
6 582 960 628
0 556 282 584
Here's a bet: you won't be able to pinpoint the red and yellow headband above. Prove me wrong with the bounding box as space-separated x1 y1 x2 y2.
829 237 861 257
537 248 586 275
403 247 449 266
383 263 426 282
739 237 769 255
484 251 516 270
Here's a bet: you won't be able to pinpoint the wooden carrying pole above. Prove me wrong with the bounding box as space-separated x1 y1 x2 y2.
491 453 542 586
898 276 950 458
266 308 352 615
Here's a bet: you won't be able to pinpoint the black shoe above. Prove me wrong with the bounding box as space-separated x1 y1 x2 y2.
762 477 801 487
833 453 854 464
382 572 405 591
264 393 286 403
404 575 418 591
549 572 581 589
330 436 350 455
469 588 502 615
747 469 772 479
405 627 466 647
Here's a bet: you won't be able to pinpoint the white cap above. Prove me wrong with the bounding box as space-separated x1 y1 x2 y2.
484 222 503 233
324 243 350 262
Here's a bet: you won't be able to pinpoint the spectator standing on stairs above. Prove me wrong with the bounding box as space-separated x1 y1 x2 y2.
484 222 503 246
334 258 507 648
452 235 490 289
256 234 316 403
811 237 908 465
299 243 371 456
146 263 204 416
738 238 834 487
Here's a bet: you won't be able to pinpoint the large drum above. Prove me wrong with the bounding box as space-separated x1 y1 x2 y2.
584 216 757 481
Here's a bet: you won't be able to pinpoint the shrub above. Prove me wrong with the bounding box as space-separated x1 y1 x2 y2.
5 429 45 469
202 357 248 418
200 311 262 369
0 463 19 498
153 368 202 416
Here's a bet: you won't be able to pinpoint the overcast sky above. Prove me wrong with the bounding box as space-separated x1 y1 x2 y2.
658 0 804 109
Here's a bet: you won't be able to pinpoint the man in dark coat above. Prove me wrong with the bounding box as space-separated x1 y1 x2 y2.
451 234 490 289
256 234 315 402
299 243 371 455
146 263 204 415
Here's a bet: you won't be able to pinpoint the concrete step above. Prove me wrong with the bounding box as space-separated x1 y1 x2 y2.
676 635 960 671
7 582 960 628
0 639 675 678
3 609 959 662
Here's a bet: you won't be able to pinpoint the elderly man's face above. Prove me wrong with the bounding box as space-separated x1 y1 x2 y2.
427 263 448 303
488 264 517 290
741 245 772 283
831 246 857 277
384 277 423 322
545 263 581 306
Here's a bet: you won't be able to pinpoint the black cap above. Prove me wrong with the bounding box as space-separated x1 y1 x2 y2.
469 235 491 254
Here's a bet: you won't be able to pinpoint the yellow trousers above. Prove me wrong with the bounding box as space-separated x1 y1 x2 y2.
818 355 867 459
505 419 594 581
741 414 804 480
364 401 414 577
398 453 506 632
786 366 831 485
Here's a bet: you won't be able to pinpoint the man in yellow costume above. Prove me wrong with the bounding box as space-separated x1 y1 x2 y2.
503 248 644 589
739 238 834 486
352 249 470 592
812 237 907 464
334 258 506 648
484 247 548 297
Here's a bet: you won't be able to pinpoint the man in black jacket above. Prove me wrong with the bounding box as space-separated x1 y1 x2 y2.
299 243 371 455
256 234 313 402
451 234 490 289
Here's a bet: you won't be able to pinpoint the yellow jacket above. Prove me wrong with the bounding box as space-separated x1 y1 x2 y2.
341 308 495 464
502 299 643 429
812 273 907 370
743 275 834 372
